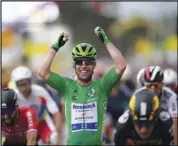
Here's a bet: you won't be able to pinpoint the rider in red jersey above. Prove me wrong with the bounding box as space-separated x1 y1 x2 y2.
2 88 38 145
11 66 61 144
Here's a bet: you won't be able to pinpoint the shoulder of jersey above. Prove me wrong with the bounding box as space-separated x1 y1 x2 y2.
158 109 172 122
133 86 147 95
163 87 177 98
118 110 131 124
32 84 48 92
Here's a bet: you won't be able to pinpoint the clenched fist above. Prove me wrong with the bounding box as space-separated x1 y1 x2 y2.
52 32 69 52
94 26 111 45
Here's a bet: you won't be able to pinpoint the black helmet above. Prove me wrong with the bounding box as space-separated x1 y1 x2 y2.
143 66 164 83
129 88 160 124
2 88 18 111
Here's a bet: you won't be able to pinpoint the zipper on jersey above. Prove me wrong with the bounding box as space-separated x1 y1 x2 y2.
83 92 86 131
83 86 88 131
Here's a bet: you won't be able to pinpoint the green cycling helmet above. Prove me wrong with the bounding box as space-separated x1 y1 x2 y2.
72 43 97 60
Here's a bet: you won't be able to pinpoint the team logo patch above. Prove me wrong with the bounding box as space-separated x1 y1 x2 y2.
88 88 96 97
72 89 78 101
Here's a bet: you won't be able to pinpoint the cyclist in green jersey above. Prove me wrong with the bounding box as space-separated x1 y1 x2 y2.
38 26 126 145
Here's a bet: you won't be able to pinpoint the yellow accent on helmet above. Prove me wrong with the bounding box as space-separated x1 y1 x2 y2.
149 95 160 121
129 95 138 120
72 43 97 60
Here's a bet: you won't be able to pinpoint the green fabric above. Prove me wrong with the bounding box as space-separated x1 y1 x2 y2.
96 26 111 45
47 68 122 145
53 33 66 49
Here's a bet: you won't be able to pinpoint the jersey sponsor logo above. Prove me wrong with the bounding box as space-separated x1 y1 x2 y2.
3 131 26 137
71 101 98 132
72 103 96 109
87 98 98 102
159 111 171 121
118 110 129 124
27 111 33 127
2 103 7 108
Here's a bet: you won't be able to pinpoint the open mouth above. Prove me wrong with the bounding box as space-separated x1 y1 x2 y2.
80 70 88 73
80 69 89 74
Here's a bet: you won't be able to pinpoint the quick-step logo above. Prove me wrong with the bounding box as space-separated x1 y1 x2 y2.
73 103 95 109
71 101 98 132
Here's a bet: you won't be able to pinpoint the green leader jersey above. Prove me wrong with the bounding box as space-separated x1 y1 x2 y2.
47 68 122 145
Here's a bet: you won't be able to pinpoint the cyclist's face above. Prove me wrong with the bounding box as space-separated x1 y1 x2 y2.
134 124 155 139
145 82 164 96
74 58 96 82
2 107 17 125
16 79 32 98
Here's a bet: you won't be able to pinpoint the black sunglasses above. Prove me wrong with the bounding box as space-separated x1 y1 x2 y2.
75 59 95 66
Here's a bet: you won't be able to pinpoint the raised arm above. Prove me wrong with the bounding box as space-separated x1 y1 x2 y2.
38 33 69 80
94 26 126 75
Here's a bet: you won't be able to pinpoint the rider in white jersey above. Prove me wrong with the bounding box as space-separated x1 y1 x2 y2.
136 65 177 145
11 66 62 145
164 68 178 95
